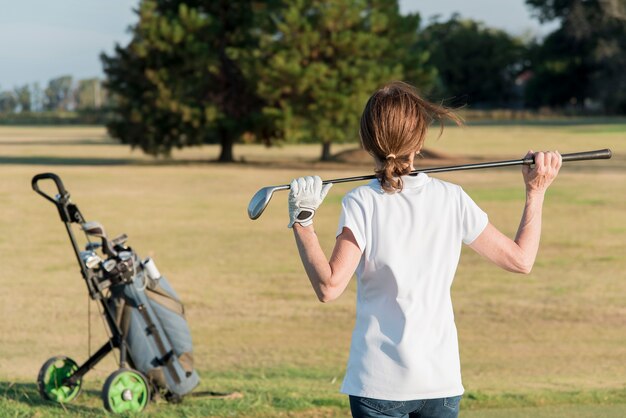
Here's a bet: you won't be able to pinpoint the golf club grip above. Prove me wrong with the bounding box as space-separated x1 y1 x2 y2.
32 172 68 202
561 148 612 162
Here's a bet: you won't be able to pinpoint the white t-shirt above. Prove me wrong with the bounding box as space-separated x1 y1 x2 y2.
336 173 488 401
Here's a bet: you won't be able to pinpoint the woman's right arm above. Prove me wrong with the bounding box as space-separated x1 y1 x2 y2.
469 151 562 274
293 224 361 302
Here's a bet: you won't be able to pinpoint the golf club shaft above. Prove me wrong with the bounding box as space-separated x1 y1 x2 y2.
275 148 612 191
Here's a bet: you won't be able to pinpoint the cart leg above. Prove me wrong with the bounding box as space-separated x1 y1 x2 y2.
64 342 114 387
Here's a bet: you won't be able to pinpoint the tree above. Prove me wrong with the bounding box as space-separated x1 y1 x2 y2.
75 78 105 110
31 83 44 112
523 28 593 108
526 0 626 112
420 15 527 107
102 0 271 162
257 0 427 160
14 85 32 112
0 90 17 113
44 76 73 111
367 0 436 91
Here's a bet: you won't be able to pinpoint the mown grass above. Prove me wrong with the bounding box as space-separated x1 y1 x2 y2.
0 124 625 417
0 368 348 417
2 371 626 417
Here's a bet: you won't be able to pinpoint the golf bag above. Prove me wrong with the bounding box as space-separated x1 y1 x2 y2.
33 173 199 413
108 262 199 398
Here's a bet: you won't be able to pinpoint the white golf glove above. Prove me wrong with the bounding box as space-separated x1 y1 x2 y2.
288 176 333 228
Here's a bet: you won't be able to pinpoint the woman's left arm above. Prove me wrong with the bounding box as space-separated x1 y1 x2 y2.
468 150 561 273
293 224 362 302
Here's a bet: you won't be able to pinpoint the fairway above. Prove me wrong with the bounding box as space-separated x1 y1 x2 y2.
0 124 625 417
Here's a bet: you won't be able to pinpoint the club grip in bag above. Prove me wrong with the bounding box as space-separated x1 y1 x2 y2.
32 172 69 203
561 148 612 162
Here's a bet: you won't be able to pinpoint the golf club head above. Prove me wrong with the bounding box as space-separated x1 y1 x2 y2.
81 221 107 239
82 221 118 257
80 251 102 269
248 186 276 220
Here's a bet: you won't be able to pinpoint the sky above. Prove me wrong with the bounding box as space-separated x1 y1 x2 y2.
0 0 559 89
399 0 559 35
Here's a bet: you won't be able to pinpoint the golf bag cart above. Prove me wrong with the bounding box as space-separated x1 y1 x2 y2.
32 173 199 413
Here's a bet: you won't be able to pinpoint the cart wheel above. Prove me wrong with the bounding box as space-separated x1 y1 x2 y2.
102 368 150 414
164 390 183 404
37 356 82 403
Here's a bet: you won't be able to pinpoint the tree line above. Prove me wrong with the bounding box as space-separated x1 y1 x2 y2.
0 76 107 114
3 0 624 160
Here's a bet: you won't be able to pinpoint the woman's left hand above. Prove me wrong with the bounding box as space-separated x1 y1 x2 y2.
522 150 562 195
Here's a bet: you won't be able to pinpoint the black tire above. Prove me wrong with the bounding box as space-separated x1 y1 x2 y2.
102 368 150 414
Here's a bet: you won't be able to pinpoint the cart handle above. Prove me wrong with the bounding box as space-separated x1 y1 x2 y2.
32 172 69 204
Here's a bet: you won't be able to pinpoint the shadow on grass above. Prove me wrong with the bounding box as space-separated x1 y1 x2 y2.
0 156 136 166
0 139 115 147
0 154 351 169
0 155 254 166
0 381 102 414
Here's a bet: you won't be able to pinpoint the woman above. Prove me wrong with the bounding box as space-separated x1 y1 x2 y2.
287 81 561 418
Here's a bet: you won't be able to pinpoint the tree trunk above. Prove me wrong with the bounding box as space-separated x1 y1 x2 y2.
218 139 234 162
320 141 332 161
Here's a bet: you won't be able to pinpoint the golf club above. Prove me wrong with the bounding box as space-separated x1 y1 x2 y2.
82 221 119 257
247 148 612 220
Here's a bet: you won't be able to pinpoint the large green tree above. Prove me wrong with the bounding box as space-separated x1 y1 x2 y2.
102 0 271 161
368 0 436 90
526 0 626 112
256 0 432 160
420 15 526 107
523 28 593 108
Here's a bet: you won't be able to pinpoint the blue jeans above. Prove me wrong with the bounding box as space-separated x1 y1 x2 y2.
349 395 461 418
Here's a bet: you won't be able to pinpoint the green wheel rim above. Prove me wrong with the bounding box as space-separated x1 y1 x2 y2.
105 370 149 413
41 358 81 403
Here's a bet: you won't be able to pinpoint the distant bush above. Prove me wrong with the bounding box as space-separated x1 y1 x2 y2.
457 107 609 122
0 110 107 125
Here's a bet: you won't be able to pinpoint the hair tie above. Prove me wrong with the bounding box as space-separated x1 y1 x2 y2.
386 154 396 160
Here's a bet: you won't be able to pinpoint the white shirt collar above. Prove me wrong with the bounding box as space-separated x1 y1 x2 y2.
402 172 430 188
369 172 430 192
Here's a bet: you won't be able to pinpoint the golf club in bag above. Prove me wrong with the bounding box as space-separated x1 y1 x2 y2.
33 173 199 414
247 148 613 220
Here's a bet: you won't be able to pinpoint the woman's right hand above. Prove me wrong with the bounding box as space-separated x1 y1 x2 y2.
522 150 562 195
288 176 333 228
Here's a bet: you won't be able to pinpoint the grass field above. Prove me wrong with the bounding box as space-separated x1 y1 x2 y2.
0 123 624 417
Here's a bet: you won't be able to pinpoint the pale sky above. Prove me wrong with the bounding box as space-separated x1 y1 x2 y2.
399 0 559 36
0 0 557 89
